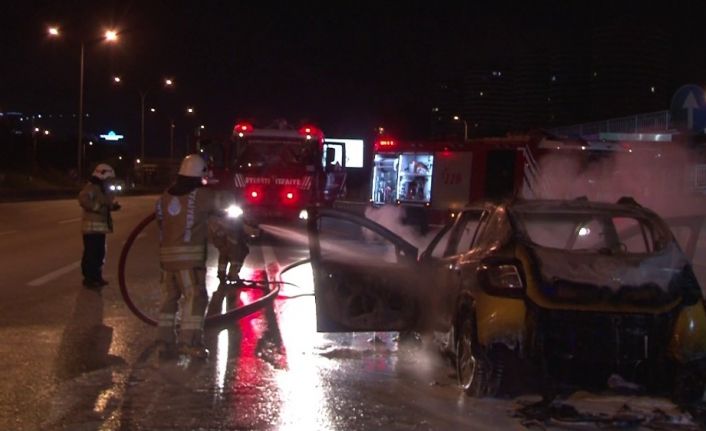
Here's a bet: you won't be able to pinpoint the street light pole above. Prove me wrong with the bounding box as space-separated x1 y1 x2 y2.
169 119 175 162
78 41 85 179
139 90 146 160
453 115 468 142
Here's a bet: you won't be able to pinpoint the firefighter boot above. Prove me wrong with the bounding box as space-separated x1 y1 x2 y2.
180 343 210 360
227 262 243 284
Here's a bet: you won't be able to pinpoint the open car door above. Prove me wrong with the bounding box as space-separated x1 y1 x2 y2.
307 207 424 332
665 214 706 292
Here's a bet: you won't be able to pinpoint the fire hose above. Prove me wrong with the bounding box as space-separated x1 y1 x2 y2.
118 213 306 328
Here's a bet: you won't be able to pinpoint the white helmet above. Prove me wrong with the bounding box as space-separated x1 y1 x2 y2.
92 163 115 180
178 154 208 178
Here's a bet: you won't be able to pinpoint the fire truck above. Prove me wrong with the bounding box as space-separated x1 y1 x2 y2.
370 129 706 225
207 121 347 221
370 133 545 224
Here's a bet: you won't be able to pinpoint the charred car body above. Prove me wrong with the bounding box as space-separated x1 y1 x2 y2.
307 197 706 401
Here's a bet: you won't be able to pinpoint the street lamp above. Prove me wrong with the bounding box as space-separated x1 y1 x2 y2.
114 76 174 160
453 115 468 142
48 26 119 180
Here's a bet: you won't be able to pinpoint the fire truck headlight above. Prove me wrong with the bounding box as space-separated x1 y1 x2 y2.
298 209 308 220
226 204 243 218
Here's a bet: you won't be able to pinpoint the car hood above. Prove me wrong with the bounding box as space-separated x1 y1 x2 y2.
528 242 699 306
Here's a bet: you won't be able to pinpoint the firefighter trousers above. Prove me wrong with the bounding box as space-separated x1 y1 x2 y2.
81 233 106 282
157 267 208 347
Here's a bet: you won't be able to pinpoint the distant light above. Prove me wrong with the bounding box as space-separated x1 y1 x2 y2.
479 91 484 96
628 148 633 153
113 76 121 83
453 115 460 121
551 75 557 82
298 209 308 220
105 30 118 41
200 124 205 129
48 27 60 36
650 86 656 93
579 227 590 236
164 79 174 86
432 107 439 112
34 127 40 132
136 158 141 164
118 156 123 160
238 132 245 138
149 108 156 113
88 141 94 146
100 131 124 141
37 114 42 119
581 146 586 150
186 107 194 114
43 130 50 135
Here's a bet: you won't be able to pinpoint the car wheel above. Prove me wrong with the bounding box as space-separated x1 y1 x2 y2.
672 364 705 404
456 314 493 397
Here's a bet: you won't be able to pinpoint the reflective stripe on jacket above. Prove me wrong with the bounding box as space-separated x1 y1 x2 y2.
78 182 113 234
156 187 231 270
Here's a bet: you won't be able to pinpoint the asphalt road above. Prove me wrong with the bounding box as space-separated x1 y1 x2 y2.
0 196 702 430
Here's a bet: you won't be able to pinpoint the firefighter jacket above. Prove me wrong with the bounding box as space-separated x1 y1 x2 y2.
156 186 232 271
78 177 115 234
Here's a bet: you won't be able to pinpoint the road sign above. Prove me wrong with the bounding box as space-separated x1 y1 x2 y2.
670 84 706 133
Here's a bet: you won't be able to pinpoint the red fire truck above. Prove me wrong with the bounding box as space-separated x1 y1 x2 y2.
370 134 545 224
207 121 347 221
370 129 706 226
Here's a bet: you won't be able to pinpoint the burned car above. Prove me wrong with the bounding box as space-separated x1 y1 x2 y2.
306 198 706 402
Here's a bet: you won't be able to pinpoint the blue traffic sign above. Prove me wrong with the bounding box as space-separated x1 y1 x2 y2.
670 84 706 133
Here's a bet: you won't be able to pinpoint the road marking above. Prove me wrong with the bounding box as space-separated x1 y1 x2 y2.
0 230 18 236
27 260 81 286
58 217 82 224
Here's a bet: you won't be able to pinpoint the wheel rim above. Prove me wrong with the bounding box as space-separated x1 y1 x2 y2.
457 319 477 390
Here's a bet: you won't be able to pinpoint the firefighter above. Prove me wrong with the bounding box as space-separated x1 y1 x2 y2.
209 213 258 284
154 154 233 359
78 163 121 289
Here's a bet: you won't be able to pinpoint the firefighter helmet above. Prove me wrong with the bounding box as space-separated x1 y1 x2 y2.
92 163 115 180
178 154 208 178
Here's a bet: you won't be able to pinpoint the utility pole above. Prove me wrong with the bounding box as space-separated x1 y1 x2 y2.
139 90 147 160
169 119 175 162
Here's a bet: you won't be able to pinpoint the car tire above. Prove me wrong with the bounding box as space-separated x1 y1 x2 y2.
456 313 495 397
672 364 705 404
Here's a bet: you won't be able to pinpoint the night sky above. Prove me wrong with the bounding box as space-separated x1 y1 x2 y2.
2 1 706 157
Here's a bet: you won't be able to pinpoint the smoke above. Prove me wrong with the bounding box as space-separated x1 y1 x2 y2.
526 143 706 218
364 205 437 251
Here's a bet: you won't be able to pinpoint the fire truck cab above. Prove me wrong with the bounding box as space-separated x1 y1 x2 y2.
208 121 346 221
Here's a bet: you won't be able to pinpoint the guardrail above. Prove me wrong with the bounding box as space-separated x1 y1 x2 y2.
550 111 671 137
